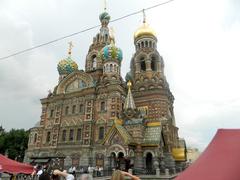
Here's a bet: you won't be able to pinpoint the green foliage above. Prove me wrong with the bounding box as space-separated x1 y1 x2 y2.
0 128 29 162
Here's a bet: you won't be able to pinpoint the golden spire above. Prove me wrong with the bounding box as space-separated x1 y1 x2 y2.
124 80 136 110
68 41 74 56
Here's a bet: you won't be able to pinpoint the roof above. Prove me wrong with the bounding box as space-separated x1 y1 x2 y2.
172 148 186 161
0 154 33 174
176 129 240 180
102 120 134 145
143 126 161 145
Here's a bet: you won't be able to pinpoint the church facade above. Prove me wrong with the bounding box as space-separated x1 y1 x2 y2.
25 10 186 171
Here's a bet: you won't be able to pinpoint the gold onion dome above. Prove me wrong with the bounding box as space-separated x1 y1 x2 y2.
134 22 156 40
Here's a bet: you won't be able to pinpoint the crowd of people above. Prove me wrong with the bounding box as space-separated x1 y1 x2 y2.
29 162 141 180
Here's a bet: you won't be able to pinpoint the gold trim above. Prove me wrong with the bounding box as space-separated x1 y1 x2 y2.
147 122 161 127
172 148 186 161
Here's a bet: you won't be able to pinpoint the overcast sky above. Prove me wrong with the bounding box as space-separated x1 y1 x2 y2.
0 0 239 151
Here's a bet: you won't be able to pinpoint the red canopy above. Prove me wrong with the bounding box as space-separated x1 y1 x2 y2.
0 154 33 174
175 129 240 180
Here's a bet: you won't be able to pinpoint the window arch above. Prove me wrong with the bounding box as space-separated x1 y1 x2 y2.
76 128 82 141
100 101 106 111
72 105 76 114
140 57 146 71
151 56 157 71
92 55 97 70
149 41 152 48
50 109 54 118
141 41 144 48
145 41 148 47
110 64 113 72
69 129 74 141
79 104 84 113
46 132 51 142
65 106 69 115
99 127 104 140
34 133 37 143
62 130 66 141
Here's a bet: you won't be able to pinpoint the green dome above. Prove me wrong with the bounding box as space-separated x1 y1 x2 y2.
101 44 123 62
99 11 110 24
57 56 78 75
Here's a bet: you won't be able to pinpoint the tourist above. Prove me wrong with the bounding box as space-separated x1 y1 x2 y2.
53 169 74 180
111 170 140 180
39 169 74 180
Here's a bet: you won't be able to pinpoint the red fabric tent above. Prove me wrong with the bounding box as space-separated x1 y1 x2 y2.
175 129 240 180
0 154 33 174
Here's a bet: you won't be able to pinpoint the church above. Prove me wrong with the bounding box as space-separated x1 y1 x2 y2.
25 8 186 172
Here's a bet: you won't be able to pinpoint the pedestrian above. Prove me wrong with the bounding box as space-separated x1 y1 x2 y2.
39 169 74 180
111 170 140 180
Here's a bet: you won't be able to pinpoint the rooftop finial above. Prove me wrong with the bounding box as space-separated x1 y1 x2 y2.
143 9 146 23
127 80 132 90
124 80 136 110
68 41 74 56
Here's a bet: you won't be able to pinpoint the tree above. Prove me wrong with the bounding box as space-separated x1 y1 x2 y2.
0 128 29 162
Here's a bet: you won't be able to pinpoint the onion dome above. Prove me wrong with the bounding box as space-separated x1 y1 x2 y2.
99 11 111 26
57 56 78 75
134 22 156 40
125 72 133 82
101 43 123 62
57 42 78 75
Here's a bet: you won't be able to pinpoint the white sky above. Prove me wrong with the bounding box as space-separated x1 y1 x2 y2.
0 0 239 151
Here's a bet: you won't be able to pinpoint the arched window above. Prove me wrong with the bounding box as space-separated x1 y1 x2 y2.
79 104 84 113
141 41 144 48
69 129 74 141
76 129 82 141
100 101 105 111
34 133 37 143
145 41 148 47
153 42 156 48
46 132 51 142
92 55 97 70
138 43 140 49
72 105 76 114
65 106 69 115
151 57 157 71
99 127 104 140
50 109 54 118
110 64 113 72
62 130 66 141
149 41 152 48
140 57 146 71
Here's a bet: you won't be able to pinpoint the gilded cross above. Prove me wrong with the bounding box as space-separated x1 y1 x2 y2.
68 41 74 55
143 9 146 23
104 0 107 11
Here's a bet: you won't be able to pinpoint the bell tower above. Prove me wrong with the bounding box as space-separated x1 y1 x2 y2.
129 11 175 126
85 7 113 81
